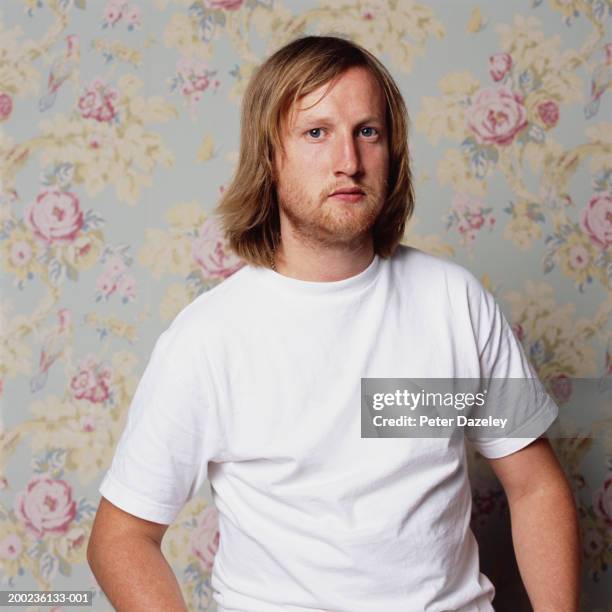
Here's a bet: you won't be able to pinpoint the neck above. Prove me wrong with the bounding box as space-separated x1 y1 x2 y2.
272 231 375 282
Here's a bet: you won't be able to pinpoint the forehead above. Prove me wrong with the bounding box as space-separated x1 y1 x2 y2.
283 66 386 128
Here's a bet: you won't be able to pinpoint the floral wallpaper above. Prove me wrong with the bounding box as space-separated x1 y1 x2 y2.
0 0 610 610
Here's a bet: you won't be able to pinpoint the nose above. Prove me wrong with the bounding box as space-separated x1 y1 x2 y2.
333 130 363 177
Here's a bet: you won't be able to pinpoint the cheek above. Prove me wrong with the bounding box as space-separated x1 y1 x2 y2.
375 151 390 182
283 149 327 184
360 143 388 169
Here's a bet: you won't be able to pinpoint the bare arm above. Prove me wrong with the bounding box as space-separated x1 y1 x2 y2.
486 437 581 612
87 497 188 612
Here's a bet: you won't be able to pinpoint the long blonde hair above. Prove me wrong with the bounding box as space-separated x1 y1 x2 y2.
214 35 415 268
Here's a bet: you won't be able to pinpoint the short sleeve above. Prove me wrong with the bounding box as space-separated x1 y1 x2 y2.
466 281 559 459
98 321 224 524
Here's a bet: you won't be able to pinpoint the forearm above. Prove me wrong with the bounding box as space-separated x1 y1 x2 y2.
88 534 188 611
508 480 581 612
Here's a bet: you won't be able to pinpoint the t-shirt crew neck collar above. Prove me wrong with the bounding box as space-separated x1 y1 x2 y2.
253 253 381 297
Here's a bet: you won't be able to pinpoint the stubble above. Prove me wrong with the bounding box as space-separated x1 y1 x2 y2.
277 177 388 250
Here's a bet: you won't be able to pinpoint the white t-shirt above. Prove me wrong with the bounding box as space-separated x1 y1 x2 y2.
99 245 558 612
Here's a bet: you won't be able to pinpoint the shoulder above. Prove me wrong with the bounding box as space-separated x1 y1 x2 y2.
389 244 487 302
156 264 254 353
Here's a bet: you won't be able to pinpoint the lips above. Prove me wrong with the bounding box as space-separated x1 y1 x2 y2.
330 188 365 196
329 188 366 203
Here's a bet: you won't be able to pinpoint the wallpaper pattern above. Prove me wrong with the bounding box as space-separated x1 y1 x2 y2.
0 0 610 610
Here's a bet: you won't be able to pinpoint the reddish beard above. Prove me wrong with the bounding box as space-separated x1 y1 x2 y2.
276 179 388 249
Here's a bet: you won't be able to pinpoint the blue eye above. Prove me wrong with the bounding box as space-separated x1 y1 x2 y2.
307 128 323 138
360 127 378 137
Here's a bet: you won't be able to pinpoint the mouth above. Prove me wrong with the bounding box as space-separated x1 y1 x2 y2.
329 188 366 202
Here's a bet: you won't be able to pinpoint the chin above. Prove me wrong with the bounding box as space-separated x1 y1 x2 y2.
323 203 382 233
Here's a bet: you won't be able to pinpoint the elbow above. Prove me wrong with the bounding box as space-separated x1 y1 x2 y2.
86 527 102 573
86 536 96 571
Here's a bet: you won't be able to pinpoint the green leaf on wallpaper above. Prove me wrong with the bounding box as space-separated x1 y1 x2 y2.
75 0 86 8
58 555 72 577
27 540 47 560
40 551 58 583
484 146 498 163
65 264 79 282
212 9 226 26
542 254 555 274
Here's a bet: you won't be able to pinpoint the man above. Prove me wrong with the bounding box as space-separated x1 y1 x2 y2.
87 36 580 611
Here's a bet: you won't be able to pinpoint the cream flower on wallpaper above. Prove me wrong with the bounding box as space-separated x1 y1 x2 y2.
163 13 209 58
160 282 193 322
503 201 544 251
164 200 206 229
38 74 176 206
554 230 603 288
0 18 40 98
28 356 131 485
1 225 42 283
110 350 138 376
0 300 32 380
61 411 118 485
50 524 89 565
0 517 31 582
504 281 600 378
62 230 105 273
29 395 78 432
139 227 194 279
547 0 583 21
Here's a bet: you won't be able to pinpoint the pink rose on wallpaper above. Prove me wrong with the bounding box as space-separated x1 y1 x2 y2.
192 217 245 279
190 506 220 572
568 244 590 270
537 100 560 127
95 271 117 297
583 527 604 557
594 476 612 527
0 92 13 121
14 476 76 539
449 193 495 243
70 354 112 404
103 0 125 26
511 323 524 343
25 189 84 246
0 533 22 560
361 0 386 19
580 191 612 250
9 239 33 268
466 86 528 146
95 253 136 302
605 43 612 65
176 57 213 96
205 0 244 9
81 414 97 433
116 273 136 299
488 53 512 82
78 78 119 123
124 5 141 29
549 374 572 404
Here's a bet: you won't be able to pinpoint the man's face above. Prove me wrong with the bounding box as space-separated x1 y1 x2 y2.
274 66 390 249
